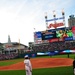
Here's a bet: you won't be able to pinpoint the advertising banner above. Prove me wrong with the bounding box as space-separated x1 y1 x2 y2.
72 26 75 40
34 32 42 39
49 38 59 42
48 22 64 29
34 32 42 44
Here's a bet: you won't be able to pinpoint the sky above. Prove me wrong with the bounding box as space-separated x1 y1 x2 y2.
0 0 75 46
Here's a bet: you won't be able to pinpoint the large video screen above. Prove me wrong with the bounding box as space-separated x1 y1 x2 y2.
42 31 56 40
56 28 73 41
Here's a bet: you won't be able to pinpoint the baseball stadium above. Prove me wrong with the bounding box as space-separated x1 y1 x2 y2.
0 12 75 75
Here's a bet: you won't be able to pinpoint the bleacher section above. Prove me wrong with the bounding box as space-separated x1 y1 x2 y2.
32 41 75 52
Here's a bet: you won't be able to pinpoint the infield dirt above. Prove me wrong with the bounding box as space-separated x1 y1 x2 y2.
0 58 73 70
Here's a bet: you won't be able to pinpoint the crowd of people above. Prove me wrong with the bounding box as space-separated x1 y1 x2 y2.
0 53 18 60
32 41 75 52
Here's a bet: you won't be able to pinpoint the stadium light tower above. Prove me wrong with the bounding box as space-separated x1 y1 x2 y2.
45 12 48 30
53 10 57 29
53 10 56 24
62 9 65 27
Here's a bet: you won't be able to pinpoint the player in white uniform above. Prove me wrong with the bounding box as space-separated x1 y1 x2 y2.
24 55 32 75
73 58 75 75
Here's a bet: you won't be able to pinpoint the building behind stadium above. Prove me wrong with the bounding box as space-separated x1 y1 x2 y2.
0 35 30 60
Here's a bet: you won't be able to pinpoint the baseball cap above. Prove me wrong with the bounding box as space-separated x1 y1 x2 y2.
24 55 29 58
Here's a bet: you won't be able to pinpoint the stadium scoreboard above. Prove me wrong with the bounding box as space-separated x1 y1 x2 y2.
34 26 75 44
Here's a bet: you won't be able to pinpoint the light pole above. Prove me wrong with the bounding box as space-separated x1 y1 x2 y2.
62 9 65 27
53 10 56 29
45 12 48 30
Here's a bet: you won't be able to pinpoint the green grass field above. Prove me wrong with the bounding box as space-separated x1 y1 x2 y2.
0 66 74 75
0 54 75 75
0 58 24 66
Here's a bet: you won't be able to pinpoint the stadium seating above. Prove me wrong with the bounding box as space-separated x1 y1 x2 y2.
32 41 75 52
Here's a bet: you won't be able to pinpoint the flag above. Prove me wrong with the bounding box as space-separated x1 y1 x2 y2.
19 39 20 44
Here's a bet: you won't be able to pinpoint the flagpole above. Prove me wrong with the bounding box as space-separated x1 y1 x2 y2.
18 39 20 54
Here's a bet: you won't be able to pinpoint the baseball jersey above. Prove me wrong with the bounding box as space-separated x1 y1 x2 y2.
24 59 32 71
